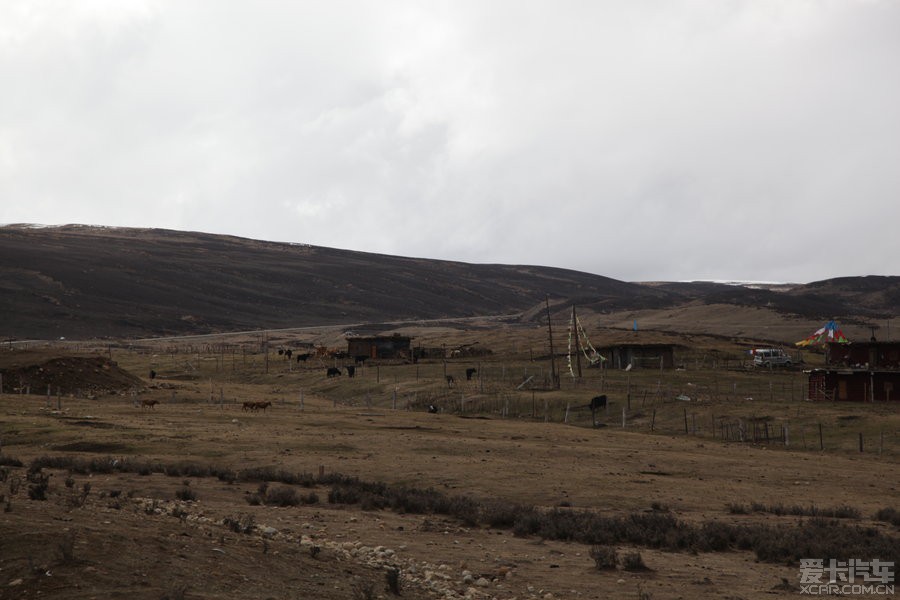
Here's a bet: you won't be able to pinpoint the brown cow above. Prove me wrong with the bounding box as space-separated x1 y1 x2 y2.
141 399 159 409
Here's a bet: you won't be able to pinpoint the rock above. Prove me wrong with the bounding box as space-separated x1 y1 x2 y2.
259 526 278 538
476 577 490 587
9 579 23 587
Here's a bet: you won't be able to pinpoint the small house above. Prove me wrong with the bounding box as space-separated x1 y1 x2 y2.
597 343 676 370
807 341 900 402
346 334 412 360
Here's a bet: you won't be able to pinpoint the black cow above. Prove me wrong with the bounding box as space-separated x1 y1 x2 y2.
589 394 608 427
589 395 608 411
345 365 356 378
465 368 477 381
285 349 293 360
326 367 342 378
445 375 455 388
296 353 311 363
428 404 439 414
149 370 156 380
355 355 369 365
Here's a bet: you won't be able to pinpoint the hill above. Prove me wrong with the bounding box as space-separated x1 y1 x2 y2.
1 224 897 340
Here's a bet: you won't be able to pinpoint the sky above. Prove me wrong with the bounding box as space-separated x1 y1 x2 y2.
1 1 898 283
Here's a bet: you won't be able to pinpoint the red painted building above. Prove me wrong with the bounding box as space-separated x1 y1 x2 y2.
807 342 900 402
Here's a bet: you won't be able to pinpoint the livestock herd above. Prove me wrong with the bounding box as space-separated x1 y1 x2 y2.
139 348 609 419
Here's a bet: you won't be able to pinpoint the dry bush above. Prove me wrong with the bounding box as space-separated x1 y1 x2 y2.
589 545 617 570
621 551 650 571
223 514 255 534
874 508 900 527
0 455 23 467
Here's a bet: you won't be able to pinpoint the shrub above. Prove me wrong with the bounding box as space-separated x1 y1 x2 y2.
223 514 255 534
0 455 23 467
621 551 650 571
175 487 197 502
264 486 300 507
589 545 617 570
727 503 749 515
874 508 900 527
27 469 50 501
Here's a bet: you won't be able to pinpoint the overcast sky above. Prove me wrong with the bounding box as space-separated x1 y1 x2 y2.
1 1 898 283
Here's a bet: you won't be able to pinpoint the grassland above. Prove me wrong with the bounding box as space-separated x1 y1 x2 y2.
1 321 899 599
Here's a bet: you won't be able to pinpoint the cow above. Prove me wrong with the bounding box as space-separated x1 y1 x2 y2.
445 375 455 388
149 370 156 380
354 355 369 365
255 401 272 412
465 368 477 381
284 349 293 360
141 399 159 409
589 395 608 411
345 365 356 378
296 353 311 363
428 404 439 414
326 367 342 378
589 394 607 427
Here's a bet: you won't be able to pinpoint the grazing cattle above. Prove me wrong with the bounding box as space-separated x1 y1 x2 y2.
588 394 607 427
141 399 159 409
255 401 272 412
149 370 156 380
428 404 439 413
277 349 284 356
465 368 477 381
242 401 256 412
589 395 608 411
326 367 342 378
354 355 369 365
296 353 311 363
445 375 455 388
345 365 356 378
285 349 293 360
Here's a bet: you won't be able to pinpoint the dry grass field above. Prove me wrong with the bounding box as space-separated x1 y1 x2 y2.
1 318 899 600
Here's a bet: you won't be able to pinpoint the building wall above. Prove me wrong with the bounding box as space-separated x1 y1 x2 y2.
347 337 411 359
808 370 900 402
605 345 675 369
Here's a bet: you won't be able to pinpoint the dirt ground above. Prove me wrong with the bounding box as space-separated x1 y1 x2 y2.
2 367 899 600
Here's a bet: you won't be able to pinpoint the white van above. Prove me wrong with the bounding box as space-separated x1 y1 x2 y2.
753 348 792 368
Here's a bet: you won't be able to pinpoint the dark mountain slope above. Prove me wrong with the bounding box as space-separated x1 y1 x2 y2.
2 225 896 340
0 225 674 339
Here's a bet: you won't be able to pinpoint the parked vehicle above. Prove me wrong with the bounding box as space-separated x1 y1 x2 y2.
752 348 793 367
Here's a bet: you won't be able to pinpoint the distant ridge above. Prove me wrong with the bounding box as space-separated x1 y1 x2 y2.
1 224 897 339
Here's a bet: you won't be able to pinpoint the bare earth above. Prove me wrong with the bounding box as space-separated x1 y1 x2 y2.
2 369 898 600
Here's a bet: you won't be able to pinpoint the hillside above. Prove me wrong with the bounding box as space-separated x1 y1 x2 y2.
1 224 897 340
